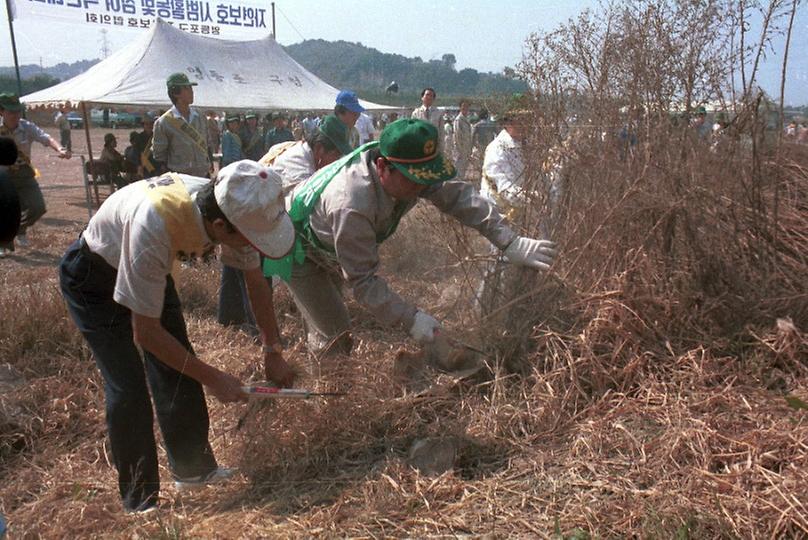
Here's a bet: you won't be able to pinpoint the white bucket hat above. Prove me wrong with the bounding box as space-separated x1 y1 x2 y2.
214 160 294 259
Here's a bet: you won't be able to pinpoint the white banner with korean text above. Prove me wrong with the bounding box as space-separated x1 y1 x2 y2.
10 0 270 39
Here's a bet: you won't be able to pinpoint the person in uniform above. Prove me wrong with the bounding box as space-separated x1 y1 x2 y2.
263 113 295 152
262 114 352 194
217 113 252 330
220 113 243 167
0 93 71 256
59 160 295 513
240 111 264 161
263 119 556 354
151 73 211 177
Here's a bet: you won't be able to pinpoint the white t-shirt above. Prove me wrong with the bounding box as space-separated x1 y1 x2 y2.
83 175 259 317
355 113 375 144
268 141 316 195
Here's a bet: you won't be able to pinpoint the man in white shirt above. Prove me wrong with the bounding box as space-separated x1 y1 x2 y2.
411 87 444 150
59 161 295 513
452 100 473 180
355 112 376 145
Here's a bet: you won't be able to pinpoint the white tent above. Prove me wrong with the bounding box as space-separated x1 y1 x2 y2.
22 18 391 111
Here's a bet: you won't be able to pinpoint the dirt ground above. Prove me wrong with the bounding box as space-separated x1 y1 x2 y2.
2 126 132 272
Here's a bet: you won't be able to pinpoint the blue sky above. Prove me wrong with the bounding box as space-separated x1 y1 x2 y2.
2 0 807 104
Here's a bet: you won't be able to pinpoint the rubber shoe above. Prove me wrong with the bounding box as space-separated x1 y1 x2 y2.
125 502 158 515
15 234 30 248
174 467 235 492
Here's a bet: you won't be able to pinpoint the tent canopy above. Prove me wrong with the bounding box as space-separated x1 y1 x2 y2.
22 18 392 111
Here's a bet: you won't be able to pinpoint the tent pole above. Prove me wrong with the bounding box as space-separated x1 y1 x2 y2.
271 2 275 39
4 0 24 100
80 101 101 208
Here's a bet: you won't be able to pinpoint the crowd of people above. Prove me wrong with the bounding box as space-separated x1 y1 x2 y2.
0 76 562 514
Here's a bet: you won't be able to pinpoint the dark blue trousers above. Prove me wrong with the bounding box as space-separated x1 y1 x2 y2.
217 264 256 328
59 239 217 511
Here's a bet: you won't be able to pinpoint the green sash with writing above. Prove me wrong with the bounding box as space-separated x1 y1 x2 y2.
263 142 377 281
161 111 209 155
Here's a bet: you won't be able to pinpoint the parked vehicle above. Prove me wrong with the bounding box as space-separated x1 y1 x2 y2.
112 112 143 128
66 111 84 129
89 109 143 128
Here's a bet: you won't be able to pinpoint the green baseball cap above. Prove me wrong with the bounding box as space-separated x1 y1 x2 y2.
0 93 24 112
379 118 456 185
166 72 198 89
245 110 258 120
318 115 352 155
225 112 241 122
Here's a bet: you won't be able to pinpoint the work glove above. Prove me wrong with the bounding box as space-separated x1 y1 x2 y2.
503 236 557 272
409 311 442 344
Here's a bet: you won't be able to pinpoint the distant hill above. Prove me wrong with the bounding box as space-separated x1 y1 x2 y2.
1 40 526 104
0 59 100 81
0 60 101 96
283 40 527 101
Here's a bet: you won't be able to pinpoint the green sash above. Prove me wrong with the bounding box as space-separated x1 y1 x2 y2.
263 142 377 281
161 110 209 155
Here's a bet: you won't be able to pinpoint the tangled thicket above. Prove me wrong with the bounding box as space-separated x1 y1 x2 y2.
1 1 807 537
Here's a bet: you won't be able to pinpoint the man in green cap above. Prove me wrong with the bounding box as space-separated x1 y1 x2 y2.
151 73 211 177
240 111 264 161
264 118 557 354
262 114 351 193
219 114 352 331
0 93 71 256
220 113 243 167
263 113 295 152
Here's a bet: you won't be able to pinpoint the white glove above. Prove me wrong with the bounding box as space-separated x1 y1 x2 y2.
503 236 557 271
409 311 442 343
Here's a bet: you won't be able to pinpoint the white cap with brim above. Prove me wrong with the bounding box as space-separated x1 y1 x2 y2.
214 160 295 259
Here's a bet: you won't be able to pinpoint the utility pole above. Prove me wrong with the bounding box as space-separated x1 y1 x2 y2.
4 0 24 98
99 28 110 59
271 2 275 39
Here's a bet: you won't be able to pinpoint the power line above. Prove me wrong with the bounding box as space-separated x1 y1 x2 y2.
275 5 306 42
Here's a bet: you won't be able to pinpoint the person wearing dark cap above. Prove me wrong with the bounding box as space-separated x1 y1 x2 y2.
151 73 211 177
59 161 296 513
99 133 127 188
264 112 294 152
240 111 264 161
216 113 253 330
220 113 243 167
335 90 365 148
217 115 353 331
261 114 351 194
263 118 557 355
0 93 71 256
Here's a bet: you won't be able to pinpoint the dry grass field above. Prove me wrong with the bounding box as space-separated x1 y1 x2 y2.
1 110 807 540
